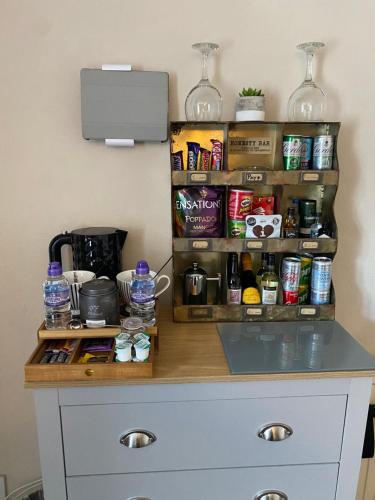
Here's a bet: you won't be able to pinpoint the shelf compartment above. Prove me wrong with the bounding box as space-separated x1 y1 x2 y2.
172 169 339 186
173 237 338 253
173 304 335 322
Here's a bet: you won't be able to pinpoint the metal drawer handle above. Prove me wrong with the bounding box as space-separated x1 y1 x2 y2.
255 491 288 500
127 498 152 500
120 430 156 449
258 423 293 442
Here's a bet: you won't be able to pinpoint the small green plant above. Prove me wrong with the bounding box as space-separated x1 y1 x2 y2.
239 87 264 97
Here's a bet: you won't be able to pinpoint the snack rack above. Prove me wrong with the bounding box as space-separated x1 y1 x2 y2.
170 121 340 322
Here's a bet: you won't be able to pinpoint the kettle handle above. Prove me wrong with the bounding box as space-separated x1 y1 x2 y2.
48 232 73 264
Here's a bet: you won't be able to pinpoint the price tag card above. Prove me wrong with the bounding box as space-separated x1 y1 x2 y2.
243 306 265 320
188 307 213 320
299 240 319 251
242 172 266 185
298 306 320 318
300 172 322 184
188 172 211 184
189 239 212 251
244 240 266 251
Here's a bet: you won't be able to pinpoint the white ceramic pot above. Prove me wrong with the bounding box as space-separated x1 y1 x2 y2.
235 96 265 121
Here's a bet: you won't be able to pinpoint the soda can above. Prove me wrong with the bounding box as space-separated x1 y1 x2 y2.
227 189 254 221
311 257 332 292
313 135 334 170
281 257 301 304
298 285 309 305
301 136 314 170
227 219 247 238
310 289 330 305
283 135 302 170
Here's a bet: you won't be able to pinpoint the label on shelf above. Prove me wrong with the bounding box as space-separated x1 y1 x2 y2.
243 306 264 319
229 137 272 154
300 240 320 250
300 172 322 184
298 306 320 317
244 240 266 250
188 307 213 320
242 171 267 185
188 172 211 184
189 240 212 251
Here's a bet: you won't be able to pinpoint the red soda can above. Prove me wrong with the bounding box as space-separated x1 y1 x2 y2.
282 257 301 305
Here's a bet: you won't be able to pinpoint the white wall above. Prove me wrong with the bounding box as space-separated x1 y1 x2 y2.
1 0 375 491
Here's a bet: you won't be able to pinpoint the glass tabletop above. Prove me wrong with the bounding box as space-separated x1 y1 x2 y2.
218 321 375 375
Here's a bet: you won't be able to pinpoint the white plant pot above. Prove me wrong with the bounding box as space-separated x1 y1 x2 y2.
235 95 265 121
236 109 265 121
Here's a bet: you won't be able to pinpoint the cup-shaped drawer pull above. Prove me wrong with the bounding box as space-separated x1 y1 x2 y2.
120 430 157 449
257 423 293 441
127 498 152 500
254 491 288 500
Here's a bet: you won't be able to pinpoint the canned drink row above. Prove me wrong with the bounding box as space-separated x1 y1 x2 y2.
281 255 332 305
283 134 334 171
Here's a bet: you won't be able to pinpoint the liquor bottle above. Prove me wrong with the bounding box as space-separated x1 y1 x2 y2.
260 254 279 305
241 253 261 305
226 253 241 305
310 212 323 238
256 253 268 286
283 207 299 238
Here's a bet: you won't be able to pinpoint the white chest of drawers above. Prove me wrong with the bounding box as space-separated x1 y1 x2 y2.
34 376 372 500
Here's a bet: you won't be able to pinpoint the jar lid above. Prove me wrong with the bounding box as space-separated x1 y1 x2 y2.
121 317 144 331
80 279 117 296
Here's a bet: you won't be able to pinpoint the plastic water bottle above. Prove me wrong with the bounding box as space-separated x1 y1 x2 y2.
130 260 156 326
43 262 71 330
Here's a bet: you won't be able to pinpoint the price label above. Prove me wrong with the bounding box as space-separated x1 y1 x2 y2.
242 172 266 185
188 307 213 320
189 240 211 251
300 172 322 184
243 307 264 320
300 241 319 250
188 172 211 184
245 240 265 250
299 306 319 317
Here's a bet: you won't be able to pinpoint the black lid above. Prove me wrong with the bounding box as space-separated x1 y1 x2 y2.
80 279 117 296
71 227 120 236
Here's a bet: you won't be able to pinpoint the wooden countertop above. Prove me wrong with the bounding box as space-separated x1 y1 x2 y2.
25 308 375 388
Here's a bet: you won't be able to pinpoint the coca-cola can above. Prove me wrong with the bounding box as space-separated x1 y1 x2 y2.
313 135 334 170
281 257 301 304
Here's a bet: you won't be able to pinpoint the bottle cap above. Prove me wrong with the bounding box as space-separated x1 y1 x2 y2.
48 261 63 277
135 260 150 275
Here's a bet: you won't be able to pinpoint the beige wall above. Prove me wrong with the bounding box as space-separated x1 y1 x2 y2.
1 0 375 491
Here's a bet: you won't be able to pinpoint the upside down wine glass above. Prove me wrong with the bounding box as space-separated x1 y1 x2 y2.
185 42 223 121
287 42 327 121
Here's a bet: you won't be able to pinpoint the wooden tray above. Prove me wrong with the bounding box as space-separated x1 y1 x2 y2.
25 334 155 383
37 323 158 339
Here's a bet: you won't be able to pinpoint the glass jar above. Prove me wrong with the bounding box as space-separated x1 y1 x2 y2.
120 317 144 337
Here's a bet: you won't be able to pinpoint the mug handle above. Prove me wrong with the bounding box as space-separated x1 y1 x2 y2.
155 275 171 298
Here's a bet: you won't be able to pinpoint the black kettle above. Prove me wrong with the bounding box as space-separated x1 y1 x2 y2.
49 227 127 281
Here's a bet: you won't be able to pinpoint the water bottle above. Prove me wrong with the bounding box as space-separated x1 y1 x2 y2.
43 262 71 330
130 260 156 326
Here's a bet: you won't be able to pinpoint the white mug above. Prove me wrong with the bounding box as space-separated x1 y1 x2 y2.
63 270 96 315
116 270 171 307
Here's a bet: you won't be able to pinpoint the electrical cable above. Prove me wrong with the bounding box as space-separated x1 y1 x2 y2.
4 479 42 500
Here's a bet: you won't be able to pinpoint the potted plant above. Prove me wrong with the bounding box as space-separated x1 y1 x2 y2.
235 87 265 121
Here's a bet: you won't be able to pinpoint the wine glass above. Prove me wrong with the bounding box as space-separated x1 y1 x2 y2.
287 42 327 121
185 42 223 121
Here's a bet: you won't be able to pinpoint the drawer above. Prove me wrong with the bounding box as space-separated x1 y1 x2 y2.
66 463 339 500
62 395 346 476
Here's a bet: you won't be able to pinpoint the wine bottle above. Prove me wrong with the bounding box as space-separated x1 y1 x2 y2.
226 253 241 305
260 253 279 305
241 253 261 305
256 252 268 286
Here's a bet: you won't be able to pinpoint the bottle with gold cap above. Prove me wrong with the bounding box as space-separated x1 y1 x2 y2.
240 253 261 305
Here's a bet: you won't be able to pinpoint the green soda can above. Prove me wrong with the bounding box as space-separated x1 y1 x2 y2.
227 220 247 238
283 135 302 170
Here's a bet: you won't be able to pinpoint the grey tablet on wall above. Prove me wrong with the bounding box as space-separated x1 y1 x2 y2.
81 69 169 142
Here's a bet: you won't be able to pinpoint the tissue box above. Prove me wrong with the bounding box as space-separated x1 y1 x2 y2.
245 214 282 238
